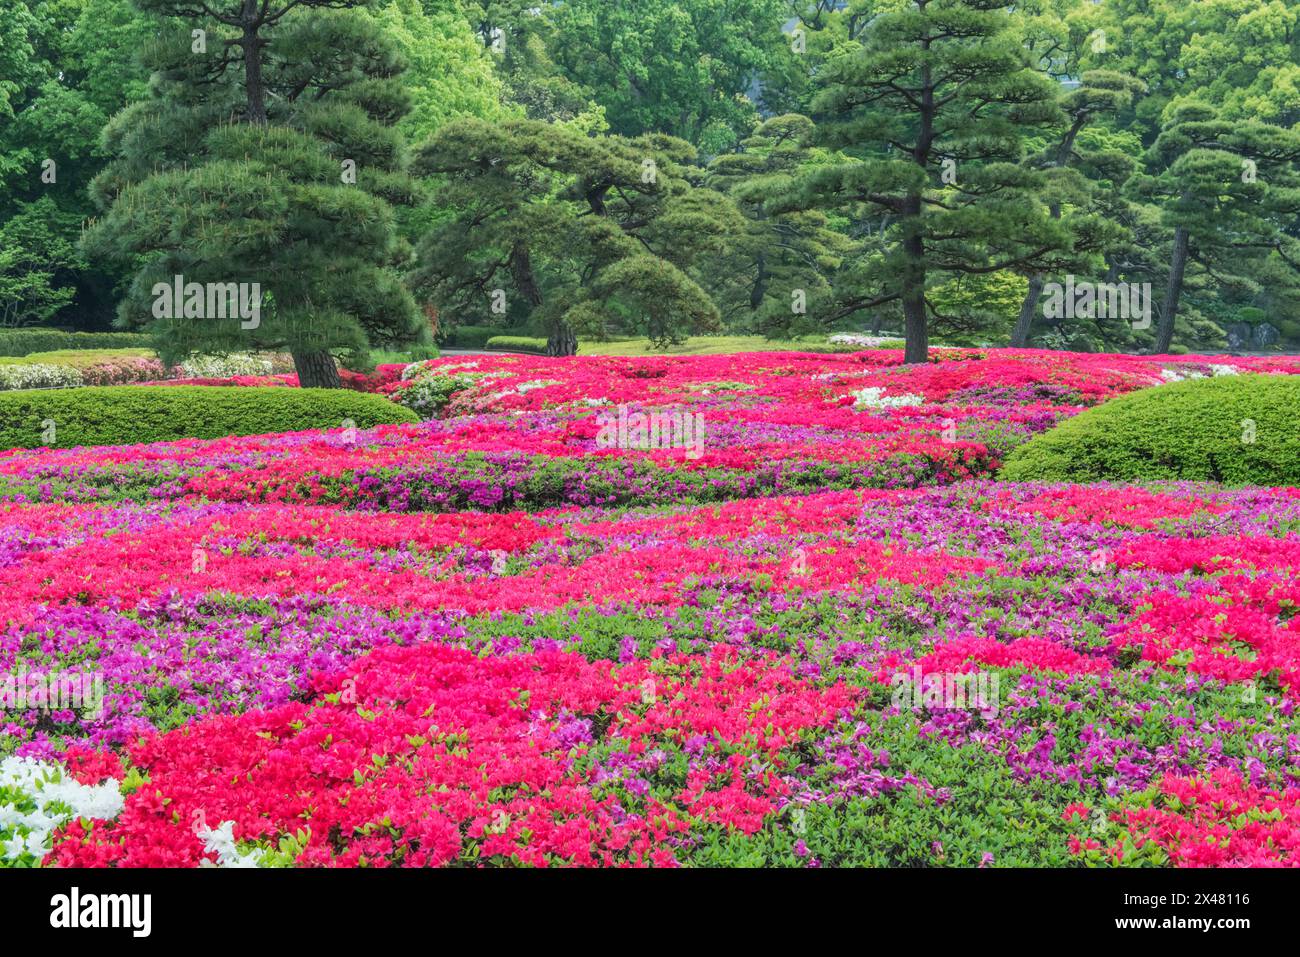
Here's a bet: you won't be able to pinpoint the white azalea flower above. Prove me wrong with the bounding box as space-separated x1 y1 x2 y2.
851 386 925 410
0 756 124 863
198 820 266 868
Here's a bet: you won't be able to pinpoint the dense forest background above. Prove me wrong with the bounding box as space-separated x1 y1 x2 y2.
2 0 1299 380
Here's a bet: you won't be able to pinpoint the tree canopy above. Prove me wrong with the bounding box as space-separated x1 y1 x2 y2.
4 0 1300 373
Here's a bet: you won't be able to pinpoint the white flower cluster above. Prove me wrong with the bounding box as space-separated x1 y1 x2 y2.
829 333 902 348
0 756 124 864
178 353 276 378
482 378 558 405
395 360 509 416
0 363 84 391
402 359 478 380
851 386 926 410
197 820 265 868
1160 364 1241 383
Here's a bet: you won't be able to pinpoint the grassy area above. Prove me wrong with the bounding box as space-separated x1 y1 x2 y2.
480 334 906 356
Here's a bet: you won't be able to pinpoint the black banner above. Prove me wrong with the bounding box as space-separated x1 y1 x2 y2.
1 866 1283 943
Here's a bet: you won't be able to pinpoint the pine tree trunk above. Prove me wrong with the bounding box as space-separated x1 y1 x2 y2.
546 321 578 357
750 253 767 310
901 194 927 365
1154 225 1189 355
240 0 267 124
292 349 341 389
902 292 928 364
1010 273 1046 347
509 242 544 309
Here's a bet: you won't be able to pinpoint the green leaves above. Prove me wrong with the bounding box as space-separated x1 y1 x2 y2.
410 117 740 350
80 0 429 383
1001 373 1300 485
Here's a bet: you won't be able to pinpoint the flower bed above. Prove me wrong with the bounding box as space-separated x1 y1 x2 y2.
0 350 296 391
3 348 1300 867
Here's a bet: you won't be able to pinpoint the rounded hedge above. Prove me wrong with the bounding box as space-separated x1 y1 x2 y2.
999 373 1300 485
0 386 419 450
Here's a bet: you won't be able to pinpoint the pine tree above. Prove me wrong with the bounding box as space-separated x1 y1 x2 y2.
81 0 426 387
776 0 1079 363
409 117 728 355
1133 104 1300 353
1009 69 1145 347
706 113 855 336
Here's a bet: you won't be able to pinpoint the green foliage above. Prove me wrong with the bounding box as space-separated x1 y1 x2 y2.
371 0 506 144
524 334 882 356
484 336 548 354
1000 373 1300 484
0 0 157 329
367 344 439 364
410 117 727 354
0 329 151 356
81 0 429 387
5 0 1300 355
1010 68 1147 350
547 0 793 149
0 199 84 327
773 0 1081 362
929 271 1030 345
438 325 503 349
706 113 855 336
1129 104 1300 353
0 348 154 368
0 385 418 450
460 0 604 130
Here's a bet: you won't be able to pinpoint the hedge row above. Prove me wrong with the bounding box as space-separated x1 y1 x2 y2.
0 386 419 450
485 335 549 354
0 330 153 357
999 373 1300 485
437 325 501 349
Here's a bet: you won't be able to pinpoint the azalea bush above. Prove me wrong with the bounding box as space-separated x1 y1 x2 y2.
3 347 1300 867
0 363 84 391
0 350 300 391
1002 373 1300 485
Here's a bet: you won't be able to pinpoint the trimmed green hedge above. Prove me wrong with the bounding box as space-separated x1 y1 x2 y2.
438 325 501 349
0 330 153 357
0 386 419 450
485 335 549 354
1000 373 1300 485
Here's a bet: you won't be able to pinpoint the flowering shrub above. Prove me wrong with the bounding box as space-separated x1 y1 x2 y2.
80 356 168 385
0 351 296 391
0 363 84 391
3 347 1300 867
1069 770 1300 866
178 353 294 378
1 755 123 865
